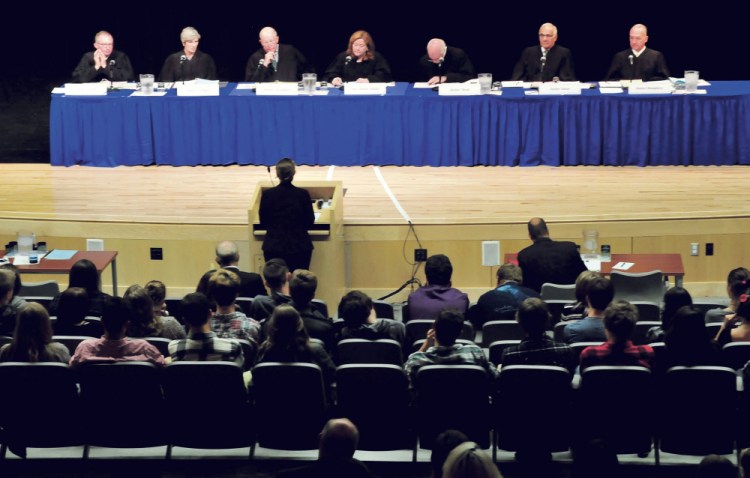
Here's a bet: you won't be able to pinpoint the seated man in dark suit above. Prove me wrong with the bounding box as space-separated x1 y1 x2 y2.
290 269 334 351
417 38 476 85
517 217 588 293
511 23 575 82
245 26 312 82
605 24 670 81
214 241 266 298
470 263 540 328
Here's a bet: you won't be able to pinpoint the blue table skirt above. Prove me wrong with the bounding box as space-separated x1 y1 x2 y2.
50 82 750 167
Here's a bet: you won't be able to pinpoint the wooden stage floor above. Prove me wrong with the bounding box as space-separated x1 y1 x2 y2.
0 164 747 227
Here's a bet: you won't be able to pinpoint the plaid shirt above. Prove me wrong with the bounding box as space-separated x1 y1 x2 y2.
210 311 260 343
579 340 654 371
501 335 576 373
405 342 499 386
168 331 244 368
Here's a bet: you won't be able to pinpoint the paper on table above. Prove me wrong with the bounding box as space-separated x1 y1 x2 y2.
583 257 602 272
45 249 78 260
111 82 138 90
130 91 168 97
13 255 30 265
501 81 525 88
52 87 65 94
600 87 624 94
612 262 635 270
524 90 539 96
413 82 436 88
672 89 707 95
236 83 256 90
487 90 503 96
598 81 622 88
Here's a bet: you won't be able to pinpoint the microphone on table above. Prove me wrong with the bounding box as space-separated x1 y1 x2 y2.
628 54 634 65
257 59 265 70
340 55 353 88
267 166 275 186
108 59 116 87
437 57 444 85
628 54 635 80
540 55 546 80
179 55 187 83
344 55 353 66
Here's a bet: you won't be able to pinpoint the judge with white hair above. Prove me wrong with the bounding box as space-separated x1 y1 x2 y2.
245 26 312 82
417 38 476 85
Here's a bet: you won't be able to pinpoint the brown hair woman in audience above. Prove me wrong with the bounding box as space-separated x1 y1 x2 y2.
48 259 111 317
645 286 692 343
124 285 186 340
706 267 750 323
145 280 169 317
53 287 104 337
715 282 750 346
324 30 393 86
664 305 720 368
0 303 70 363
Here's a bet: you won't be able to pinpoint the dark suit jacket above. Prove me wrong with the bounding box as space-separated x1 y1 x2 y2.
158 50 217 82
259 181 315 255
416 46 476 83
72 50 135 83
517 237 588 293
604 48 670 81
324 51 393 83
221 266 266 298
276 458 375 478
511 45 576 82
244 44 312 82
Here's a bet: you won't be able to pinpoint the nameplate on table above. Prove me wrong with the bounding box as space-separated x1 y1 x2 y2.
537 82 582 95
438 83 481 96
176 82 220 97
344 83 387 95
628 83 673 95
255 82 299 96
64 83 108 96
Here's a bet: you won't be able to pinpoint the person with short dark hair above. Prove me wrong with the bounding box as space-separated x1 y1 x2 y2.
211 240 266 298
517 217 588 293
501 298 575 373
289 270 334 350
404 309 497 386
208 269 260 343
562 270 602 321
249 258 292 322
431 430 469 478
338 290 406 347
0 303 70 363
408 254 469 321
471 263 540 328
564 276 613 344
53 287 103 337
646 286 693 342
697 454 737 478
579 301 654 371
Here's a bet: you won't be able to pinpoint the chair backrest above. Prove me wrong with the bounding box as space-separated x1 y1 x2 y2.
631 321 663 345
610 270 665 304
415 364 492 449
580 366 654 454
540 283 576 302
77 362 166 447
406 319 474 345
553 320 574 342
495 365 572 453
372 300 395 320
0 335 13 348
21 296 54 312
337 338 403 366
649 341 667 375
660 366 737 456
569 342 604 363
0 362 82 450
481 320 525 347
692 300 729 314
411 338 474 355
18 280 60 298
145 337 171 357
488 340 522 367
234 297 254 315
721 342 750 370
631 301 661 322
705 322 723 341
336 364 414 451
164 297 183 323
53 335 94 356
311 299 328 318
252 362 327 450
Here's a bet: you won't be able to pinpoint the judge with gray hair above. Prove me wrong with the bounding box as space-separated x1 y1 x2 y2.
158 26 217 82
245 26 312 82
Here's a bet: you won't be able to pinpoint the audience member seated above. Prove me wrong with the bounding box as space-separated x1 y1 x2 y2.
70 297 166 367
249 258 292 322
442 441 503 478
213 240 266 298
715 282 750 346
338 290 406 347
255 304 336 391
408 254 469 321
561 270 602 321
0 269 21 336
431 430 470 478
48 259 112 317
0 303 70 363
741 447 750 478
276 418 375 478
501 298 576 373
517 217 588 293
405 309 498 387
0 264 29 311
646 286 692 343
124 285 186 340
571 439 620 478
207 269 261 343
663 305 721 368
53 287 103 337
289 269 334 350
564 276 613 344
168 292 245 367
706 267 750 323
145 280 169 317
471 263 539 328
579 301 654 371
697 454 737 478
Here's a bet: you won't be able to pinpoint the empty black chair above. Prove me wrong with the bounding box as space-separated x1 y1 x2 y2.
20 296 54 312
145 337 172 357
372 300 395 320
722 342 750 370
336 364 415 451
337 338 403 366
415 364 491 449
481 320 525 347
19 281 60 297
406 320 474 345
54 335 94 356
632 321 663 345
632 301 661 322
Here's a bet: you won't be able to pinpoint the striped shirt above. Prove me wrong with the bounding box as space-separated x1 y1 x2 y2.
168 331 244 368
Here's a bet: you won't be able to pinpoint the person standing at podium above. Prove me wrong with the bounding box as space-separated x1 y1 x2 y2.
72 31 135 83
158 26 217 82
604 24 670 81
259 158 315 272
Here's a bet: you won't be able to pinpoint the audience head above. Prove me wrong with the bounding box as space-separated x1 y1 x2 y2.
318 418 360 460
426 38 447 63
431 429 469 478
0 269 16 305
697 454 737 478
496 263 523 285
258 26 279 53
516 297 550 337
266 304 308 347
629 24 648 52
181 292 212 328
425 254 454 287
338 290 373 329
538 23 558 50
728 267 750 306
434 308 464 346
290 269 317 309
123 284 157 336
208 269 241 307
9 302 53 362
0 264 22 297
603 301 638 343
56 287 90 328
575 270 602 304
527 217 550 241
275 157 296 183
68 259 100 295
196 270 213 296
263 258 290 291
736 289 750 324
215 241 240 267
442 441 502 478
101 296 131 339
145 280 167 311
586 276 614 311
347 30 375 61
665 305 711 352
661 286 693 331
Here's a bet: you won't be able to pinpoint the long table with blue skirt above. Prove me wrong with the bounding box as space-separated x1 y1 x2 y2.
49 81 750 167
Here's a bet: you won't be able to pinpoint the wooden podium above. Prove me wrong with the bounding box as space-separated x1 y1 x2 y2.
248 181 345 310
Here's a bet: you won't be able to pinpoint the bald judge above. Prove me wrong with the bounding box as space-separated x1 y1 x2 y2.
417 38 476 85
604 24 670 81
245 26 312 82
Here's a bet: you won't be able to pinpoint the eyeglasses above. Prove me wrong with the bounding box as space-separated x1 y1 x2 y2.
538 33 555 38
96 42 114 46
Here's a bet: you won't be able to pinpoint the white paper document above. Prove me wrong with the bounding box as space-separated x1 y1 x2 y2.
236 83 256 90
612 262 635 270
130 91 168 97
413 82 436 88
501 81 526 88
672 89 707 95
599 87 624 94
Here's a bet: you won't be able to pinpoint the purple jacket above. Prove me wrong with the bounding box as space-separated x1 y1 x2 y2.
407 285 469 321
